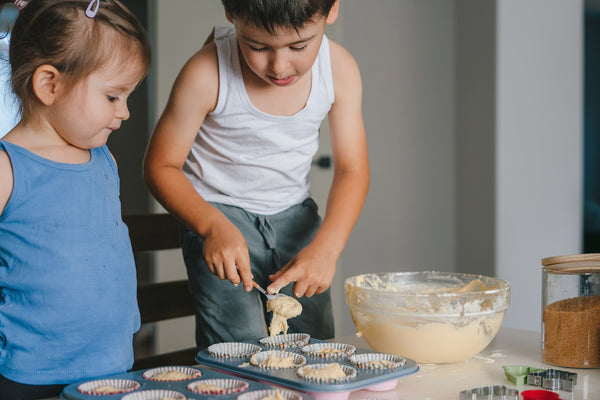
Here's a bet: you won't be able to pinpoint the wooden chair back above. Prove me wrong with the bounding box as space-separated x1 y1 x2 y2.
122 213 197 370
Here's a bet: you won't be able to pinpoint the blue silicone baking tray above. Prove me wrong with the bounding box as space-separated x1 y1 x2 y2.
60 366 312 400
195 338 419 394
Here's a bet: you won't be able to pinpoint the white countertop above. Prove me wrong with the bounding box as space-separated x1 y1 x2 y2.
46 327 599 400
343 327 600 400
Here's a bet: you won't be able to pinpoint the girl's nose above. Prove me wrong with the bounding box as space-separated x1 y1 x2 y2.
116 102 130 120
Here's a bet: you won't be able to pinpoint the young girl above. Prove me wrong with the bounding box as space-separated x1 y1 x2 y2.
0 0 151 398
144 0 369 348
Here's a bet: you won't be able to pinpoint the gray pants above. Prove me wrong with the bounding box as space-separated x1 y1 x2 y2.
180 198 335 349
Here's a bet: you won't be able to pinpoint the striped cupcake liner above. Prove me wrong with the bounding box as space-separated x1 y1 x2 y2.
259 333 310 349
208 342 262 359
142 366 202 381
296 363 357 384
77 379 140 396
348 353 407 370
121 389 187 400
187 378 250 395
301 342 356 359
236 389 304 400
249 350 307 369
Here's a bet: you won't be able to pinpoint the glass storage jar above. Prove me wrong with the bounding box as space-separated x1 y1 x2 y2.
541 254 600 368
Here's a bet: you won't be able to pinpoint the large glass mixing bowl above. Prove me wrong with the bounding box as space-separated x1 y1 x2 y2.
344 271 511 364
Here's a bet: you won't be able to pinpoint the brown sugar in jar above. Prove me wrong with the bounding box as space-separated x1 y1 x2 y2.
543 295 600 368
542 254 600 368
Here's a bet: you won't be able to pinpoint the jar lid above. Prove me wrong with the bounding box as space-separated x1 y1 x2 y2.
542 253 600 273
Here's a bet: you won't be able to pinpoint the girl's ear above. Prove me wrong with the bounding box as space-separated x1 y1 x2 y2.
32 65 62 106
325 0 340 25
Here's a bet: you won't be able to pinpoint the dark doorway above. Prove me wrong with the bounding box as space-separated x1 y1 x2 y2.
108 0 153 215
584 5 600 251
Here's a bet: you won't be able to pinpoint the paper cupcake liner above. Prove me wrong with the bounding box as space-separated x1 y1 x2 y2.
259 333 310 349
301 342 356 359
348 353 407 370
296 363 357 384
249 350 307 369
187 378 250 395
237 389 304 400
77 379 140 396
121 389 187 400
142 366 202 381
208 342 262 358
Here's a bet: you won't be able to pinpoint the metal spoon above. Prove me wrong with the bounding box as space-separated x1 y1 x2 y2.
252 281 286 300
236 265 287 300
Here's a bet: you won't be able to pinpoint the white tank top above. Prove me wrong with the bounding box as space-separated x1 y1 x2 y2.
184 26 334 215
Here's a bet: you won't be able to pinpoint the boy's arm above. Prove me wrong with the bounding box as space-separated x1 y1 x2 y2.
143 44 254 291
268 41 370 297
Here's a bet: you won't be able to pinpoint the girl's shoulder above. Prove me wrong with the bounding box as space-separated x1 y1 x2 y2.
0 143 14 215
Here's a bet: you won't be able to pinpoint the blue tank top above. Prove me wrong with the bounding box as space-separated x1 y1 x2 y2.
0 141 139 385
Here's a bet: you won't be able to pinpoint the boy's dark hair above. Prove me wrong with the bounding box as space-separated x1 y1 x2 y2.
222 0 336 34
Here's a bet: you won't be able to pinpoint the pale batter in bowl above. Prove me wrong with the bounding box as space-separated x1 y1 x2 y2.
345 271 510 363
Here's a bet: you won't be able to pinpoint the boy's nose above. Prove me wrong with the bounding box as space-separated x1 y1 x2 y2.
270 53 288 76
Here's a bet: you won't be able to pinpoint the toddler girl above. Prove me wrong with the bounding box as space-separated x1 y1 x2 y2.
0 0 151 398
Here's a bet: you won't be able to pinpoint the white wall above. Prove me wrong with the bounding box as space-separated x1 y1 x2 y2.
328 0 456 336
0 33 19 138
456 0 583 331
455 0 496 279
0 6 20 138
495 0 583 330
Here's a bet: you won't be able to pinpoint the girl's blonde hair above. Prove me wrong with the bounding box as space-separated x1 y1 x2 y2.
8 0 151 119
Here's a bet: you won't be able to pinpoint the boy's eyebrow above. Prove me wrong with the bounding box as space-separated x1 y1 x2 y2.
242 34 316 47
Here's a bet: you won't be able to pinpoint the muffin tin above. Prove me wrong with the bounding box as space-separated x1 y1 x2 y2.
60 366 311 400
195 338 418 396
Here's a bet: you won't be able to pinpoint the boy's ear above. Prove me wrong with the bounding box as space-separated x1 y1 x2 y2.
32 64 62 106
225 10 234 24
325 0 340 25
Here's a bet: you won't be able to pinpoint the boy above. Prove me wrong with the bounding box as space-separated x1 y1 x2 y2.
144 0 369 348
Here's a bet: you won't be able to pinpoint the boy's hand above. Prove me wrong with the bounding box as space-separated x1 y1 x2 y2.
202 217 254 292
267 244 337 297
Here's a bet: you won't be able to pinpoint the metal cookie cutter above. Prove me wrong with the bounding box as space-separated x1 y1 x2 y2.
459 385 519 400
527 369 577 392
502 365 546 385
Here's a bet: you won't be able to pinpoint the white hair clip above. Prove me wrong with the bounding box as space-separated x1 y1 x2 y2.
86 0 100 18
14 0 28 10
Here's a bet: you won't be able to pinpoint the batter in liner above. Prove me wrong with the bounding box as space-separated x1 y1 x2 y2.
266 295 302 337
299 362 347 379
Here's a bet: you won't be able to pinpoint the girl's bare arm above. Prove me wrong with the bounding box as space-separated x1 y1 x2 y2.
0 150 13 215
